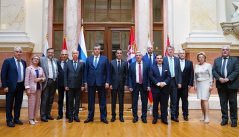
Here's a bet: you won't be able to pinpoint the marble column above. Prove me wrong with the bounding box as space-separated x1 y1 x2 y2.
136 0 150 55
65 0 79 59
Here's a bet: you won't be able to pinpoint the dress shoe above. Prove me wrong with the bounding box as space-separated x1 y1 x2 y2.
28 120 35 125
132 118 138 123
152 118 157 124
161 118 168 125
68 117 73 123
101 119 108 124
171 116 179 122
142 118 147 123
157 115 161 119
183 116 188 121
84 118 93 123
7 121 15 127
14 119 23 125
47 116 54 120
231 122 237 127
56 115 63 120
220 121 228 126
74 116 80 122
120 117 124 122
111 116 116 122
41 118 48 122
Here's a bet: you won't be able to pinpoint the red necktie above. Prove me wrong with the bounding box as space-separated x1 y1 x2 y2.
139 63 142 84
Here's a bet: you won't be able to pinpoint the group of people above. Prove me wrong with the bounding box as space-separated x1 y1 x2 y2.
1 44 238 128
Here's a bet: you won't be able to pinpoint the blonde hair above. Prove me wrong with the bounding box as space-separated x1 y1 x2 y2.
197 52 206 62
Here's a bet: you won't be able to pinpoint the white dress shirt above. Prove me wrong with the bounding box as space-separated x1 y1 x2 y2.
73 60 78 68
48 58 57 79
180 59 185 72
117 59 121 67
14 57 24 82
136 61 143 83
60 59 68 69
221 56 229 78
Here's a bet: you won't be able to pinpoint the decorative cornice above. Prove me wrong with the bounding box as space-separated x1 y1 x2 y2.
221 21 239 36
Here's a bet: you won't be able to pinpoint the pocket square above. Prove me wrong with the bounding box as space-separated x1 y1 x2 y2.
164 70 168 72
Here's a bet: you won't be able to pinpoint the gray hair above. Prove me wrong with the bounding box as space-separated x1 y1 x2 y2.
221 45 230 50
178 49 185 53
94 44 101 49
167 46 174 50
61 49 68 54
14 47 23 52
72 50 79 54
135 51 143 56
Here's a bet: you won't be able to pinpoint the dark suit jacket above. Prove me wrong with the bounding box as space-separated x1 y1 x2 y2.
212 56 239 89
64 60 85 88
128 61 150 91
57 60 65 87
1 57 27 92
181 59 194 88
163 56 182 85
84 55 110 86
142 53 156 66
149 64 171 94
109 59 128 90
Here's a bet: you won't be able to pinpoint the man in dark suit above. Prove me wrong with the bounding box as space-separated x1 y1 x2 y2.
64 50 85 123
149 54 171 124
56 50 69 120
129 51 151 123
142 44 161 119
1 47 27 127
212 45 239 127
163 46 182 122
39 48 58 122
109 49 128 122
176 50 194 121
84 44 110 124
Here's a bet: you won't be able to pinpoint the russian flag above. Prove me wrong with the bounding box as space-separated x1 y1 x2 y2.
42 35 49 57
126 26 137 64
78 26 87 62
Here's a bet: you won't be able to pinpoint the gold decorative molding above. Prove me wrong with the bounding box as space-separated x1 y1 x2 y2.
221 22 239 36
0 42 34 52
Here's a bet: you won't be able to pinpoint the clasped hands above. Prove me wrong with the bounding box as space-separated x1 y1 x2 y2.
219 78 229 84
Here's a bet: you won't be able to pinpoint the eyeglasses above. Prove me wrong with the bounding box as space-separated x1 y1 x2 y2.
33 58 39 60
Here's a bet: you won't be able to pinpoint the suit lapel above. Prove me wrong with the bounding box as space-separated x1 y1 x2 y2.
96 56 103 69
11 57 18 72
89 56 95 69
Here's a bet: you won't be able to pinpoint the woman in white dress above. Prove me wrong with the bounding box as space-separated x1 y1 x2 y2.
193 52 213 123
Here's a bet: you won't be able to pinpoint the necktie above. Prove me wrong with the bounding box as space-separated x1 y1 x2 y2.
63 61 66 72
221 58 227 78
149 54 152 66
51 60 56 81
170 57 174 77
74 62 77 71
94 57 98 68
158 65 162 77
139 63 142 84
17 60 21 82
118 61 121 73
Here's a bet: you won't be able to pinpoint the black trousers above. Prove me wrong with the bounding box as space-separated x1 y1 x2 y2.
176 87 189 117
58 86 69 117
132 84 148 119
218 85 238 123
111 86 124 117
152 91 160 119
40 79 57 119
168 79 178 116
159 91 170 119
87 85 107 119
68 88 81 117
6 82 24 122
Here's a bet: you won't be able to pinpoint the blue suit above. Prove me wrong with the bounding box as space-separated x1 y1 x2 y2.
1 57 26 122
85 55 110 119
128 61 150 119
149 64 171 119
163 56 182 117
142 53 156 66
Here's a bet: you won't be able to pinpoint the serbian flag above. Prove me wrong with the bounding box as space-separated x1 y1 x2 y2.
78 26 87 62
147 36 153 105
126 26 137 64
59 36 68 60
42 35 49 57
165 35 170 56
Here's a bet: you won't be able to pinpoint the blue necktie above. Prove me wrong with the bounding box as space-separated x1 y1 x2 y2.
17 60 21 82
170 57 174 77
63 61 66 72
51 60 56 81
74 62 77 71
94 57 98 68
221 58 227 78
